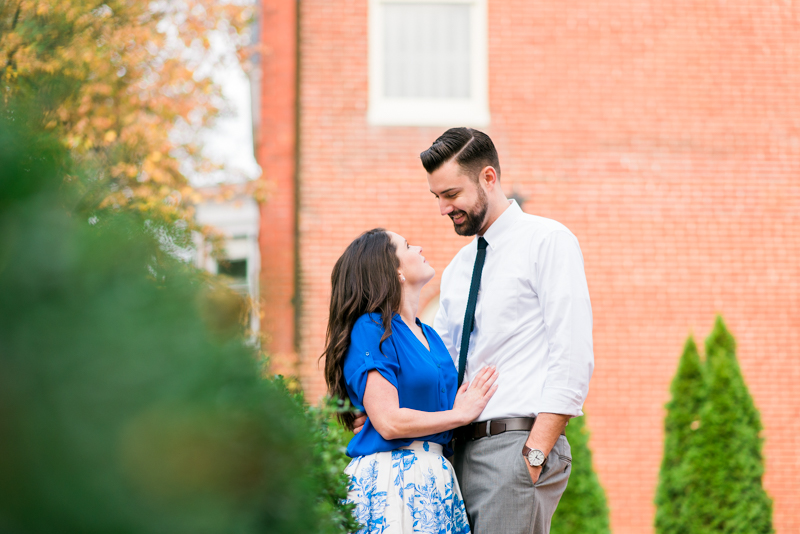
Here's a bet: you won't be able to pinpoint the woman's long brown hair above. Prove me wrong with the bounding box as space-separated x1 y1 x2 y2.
321 229 401 429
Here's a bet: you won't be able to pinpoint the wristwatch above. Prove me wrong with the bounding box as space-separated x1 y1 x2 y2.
522 445 546 468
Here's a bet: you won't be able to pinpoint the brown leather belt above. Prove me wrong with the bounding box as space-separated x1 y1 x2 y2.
458 416 566 441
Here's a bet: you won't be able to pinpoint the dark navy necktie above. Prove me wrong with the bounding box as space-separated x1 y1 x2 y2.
458 237 488 387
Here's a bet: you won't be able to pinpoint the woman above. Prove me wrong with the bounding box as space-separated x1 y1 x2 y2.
322 228 498 534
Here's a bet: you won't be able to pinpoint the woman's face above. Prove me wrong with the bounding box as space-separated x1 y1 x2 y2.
388 231 435 287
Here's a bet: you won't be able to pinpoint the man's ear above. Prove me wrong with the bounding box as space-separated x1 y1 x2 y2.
481 166 499 190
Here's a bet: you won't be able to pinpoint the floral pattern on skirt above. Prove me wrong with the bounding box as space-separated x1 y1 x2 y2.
344 441 471 534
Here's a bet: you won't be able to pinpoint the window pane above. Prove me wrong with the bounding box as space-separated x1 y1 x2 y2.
383 3 471 99
218 259 249 294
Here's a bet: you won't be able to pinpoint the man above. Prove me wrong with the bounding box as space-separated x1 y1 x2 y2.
422 127 594 534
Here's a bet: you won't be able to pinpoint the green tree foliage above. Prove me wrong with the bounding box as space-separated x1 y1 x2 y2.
551 414 610 534
655 337 705 534
0 0 257 232
0 101 321 533
681 317 773 533
655 317 773 534
287 389 360 534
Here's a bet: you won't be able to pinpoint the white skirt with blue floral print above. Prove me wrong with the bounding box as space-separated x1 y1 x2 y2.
344 441 470 534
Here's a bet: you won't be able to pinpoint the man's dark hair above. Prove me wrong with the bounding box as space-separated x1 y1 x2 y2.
420 127 500 181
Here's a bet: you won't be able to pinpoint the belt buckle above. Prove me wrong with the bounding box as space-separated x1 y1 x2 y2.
485 420 492 438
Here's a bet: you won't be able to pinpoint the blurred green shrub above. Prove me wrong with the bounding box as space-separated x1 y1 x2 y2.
550 415 610 534
275 381 359 534
0 101 321 533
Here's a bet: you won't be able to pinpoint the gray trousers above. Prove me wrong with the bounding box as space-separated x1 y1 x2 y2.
452 431 572 534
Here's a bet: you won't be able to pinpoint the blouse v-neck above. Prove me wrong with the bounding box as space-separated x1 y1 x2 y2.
396 314 431 353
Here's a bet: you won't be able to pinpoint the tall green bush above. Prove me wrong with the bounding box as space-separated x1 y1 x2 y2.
681 317 773 533
655 337 705 534
0 100 322 534
277 381 359 534
655 317 773 534
551 414 610 534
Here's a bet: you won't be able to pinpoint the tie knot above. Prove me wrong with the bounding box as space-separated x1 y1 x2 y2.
477 237 488 250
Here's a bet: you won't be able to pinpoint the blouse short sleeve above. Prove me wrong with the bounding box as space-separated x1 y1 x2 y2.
343 314 399 410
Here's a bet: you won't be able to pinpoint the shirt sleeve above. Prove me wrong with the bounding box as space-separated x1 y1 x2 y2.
534 230 595 417
344 316 400 409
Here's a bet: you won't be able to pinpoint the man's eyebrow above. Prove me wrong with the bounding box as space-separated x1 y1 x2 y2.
431 187 459 196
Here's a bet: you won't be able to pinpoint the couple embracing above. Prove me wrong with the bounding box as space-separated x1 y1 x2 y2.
322 128 594 534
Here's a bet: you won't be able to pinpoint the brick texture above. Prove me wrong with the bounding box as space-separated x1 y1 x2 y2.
260 1 800 532
257 0 298 373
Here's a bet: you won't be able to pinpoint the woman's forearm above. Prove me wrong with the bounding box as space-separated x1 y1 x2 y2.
362 370 467 440
370 406 466 440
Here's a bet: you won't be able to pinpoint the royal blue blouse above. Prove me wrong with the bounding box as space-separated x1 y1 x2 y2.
344 312 459 458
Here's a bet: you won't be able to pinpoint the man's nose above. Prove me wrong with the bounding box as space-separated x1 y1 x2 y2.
439 199 453 216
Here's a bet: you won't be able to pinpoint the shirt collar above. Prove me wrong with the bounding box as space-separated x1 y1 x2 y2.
477 199 523 250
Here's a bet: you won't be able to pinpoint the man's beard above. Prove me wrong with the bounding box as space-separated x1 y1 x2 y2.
450 185 489 236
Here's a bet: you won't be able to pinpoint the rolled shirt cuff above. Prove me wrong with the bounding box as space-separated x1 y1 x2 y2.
537 387 587 418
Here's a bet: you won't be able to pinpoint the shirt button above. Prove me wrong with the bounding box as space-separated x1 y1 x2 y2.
437 363 441 368
441 388 445 393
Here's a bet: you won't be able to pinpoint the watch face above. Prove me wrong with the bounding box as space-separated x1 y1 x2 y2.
527 449 546 467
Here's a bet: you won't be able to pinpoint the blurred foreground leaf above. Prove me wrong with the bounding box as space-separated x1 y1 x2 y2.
0 102 318 534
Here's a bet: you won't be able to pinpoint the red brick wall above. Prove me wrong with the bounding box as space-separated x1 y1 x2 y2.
257 0 298 374
265 1 800 532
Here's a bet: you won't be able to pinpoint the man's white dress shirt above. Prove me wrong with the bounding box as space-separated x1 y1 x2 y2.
434 200 594 422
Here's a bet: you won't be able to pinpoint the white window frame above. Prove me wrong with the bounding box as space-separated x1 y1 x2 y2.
194 196 262 337
368 0 490 127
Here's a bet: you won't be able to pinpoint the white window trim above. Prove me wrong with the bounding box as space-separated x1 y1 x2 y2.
194 197 262 336
367 0 490 127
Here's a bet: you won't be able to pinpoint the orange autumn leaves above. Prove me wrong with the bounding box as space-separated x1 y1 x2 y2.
0 0 256 227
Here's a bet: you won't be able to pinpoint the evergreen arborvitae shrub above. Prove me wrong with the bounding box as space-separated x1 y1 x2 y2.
680 317 773 533
654 337 705 534
550 414 610 534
